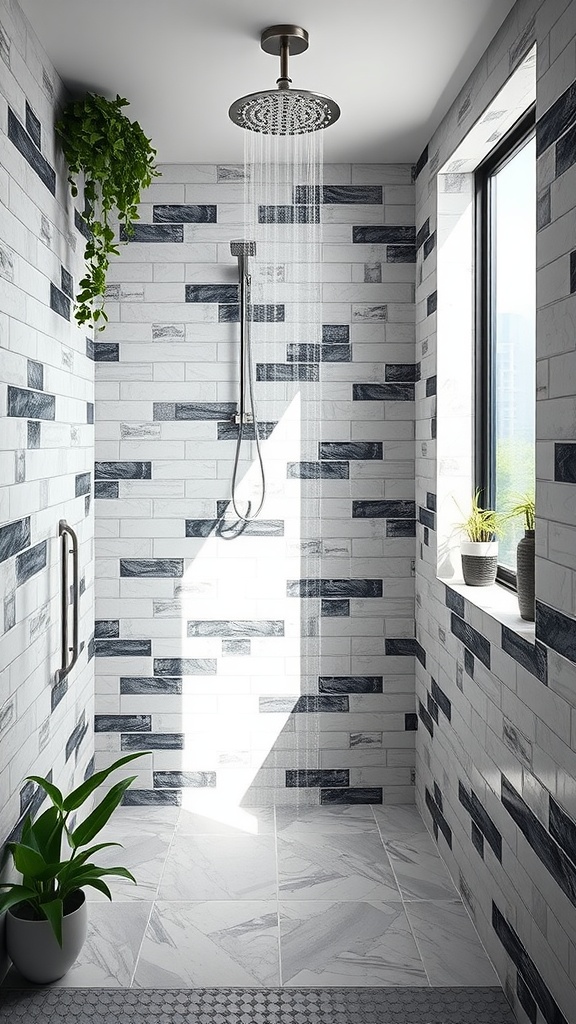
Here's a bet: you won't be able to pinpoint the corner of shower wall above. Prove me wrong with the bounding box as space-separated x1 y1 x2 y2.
0 0 95 976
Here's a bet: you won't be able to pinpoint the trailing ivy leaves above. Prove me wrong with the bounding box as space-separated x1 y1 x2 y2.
56 94 160 330
0 752 148 946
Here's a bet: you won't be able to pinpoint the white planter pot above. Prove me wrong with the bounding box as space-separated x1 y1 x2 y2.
460 541 498 558
460 541 498 586
7 890 87 983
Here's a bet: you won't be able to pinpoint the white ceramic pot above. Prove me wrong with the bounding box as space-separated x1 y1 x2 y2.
460 540 498 586
6 890 87 983
460 541 498 558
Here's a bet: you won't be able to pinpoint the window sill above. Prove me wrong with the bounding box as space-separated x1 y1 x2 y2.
443 577 535 643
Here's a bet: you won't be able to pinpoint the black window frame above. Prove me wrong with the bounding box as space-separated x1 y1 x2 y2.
474 104 536 591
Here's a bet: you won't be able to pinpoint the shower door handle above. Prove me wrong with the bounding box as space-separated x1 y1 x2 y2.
56 519 80 683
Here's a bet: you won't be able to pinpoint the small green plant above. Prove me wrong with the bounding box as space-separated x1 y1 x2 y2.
56 94 160 330
0 752 147 945
456 489 504 542
506 493 535 531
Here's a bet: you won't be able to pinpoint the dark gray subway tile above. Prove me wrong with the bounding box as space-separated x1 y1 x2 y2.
185 284 238 303
549 797 576 868
287 578 383 598
321 345 351 362
120 677 182 695
257 363 318 382
536 79 576 156
93 342 120 361
471 821 485 858
87 403 94 424
405 712 418 731
75 208 91 240
120 224 183 242
322 325 349 343
95 639 152 657
287 344 320 363
426 292 437 316
65 716 88 762
416 218 430 250
217 420 276 440
353 383 415 401
121 734 184 750
501 775 576 909
557 125 576 179
50 283 70 320
459 781 502 861
123 789 181 806
423 232 436 258
185 519 218 538
95 619 119 639
419 506 436 530
384 364 420 382
187 620 284 638
517 974 538 1024
60 266 74 299
7 107 55 193
186 518 284 538
418 699 434 737
95 715 151 732
286 769 349 788
352 226 415 244
492 902 568 1024
258 205 319 223
8 386 55 420
427 693 439 724
386 245 416 263
536 601 576 665
320 676 383 697
153 658 217 675
385 638 417 656
425 786 452 847
27 421 41 448
153 205 216 223
320 788 382 805
170 401 236 421
16 541 46 585
319 442 382 460
120 559 183 577
75 472 91 496
501 626 547 683
154 771 216 788
414 145 428 179
95 462 152 480
25 101 41 149
295 184 383 204
321 599 350 617
258 695 349 713
27 360 43 390
0 518 31 563
219 303 285 323
95 481 119 499
426 492 437 511
445 585 465 618
430 679 451 721
425 375 437 396
415 641 426 667
386 520 416 537
353 500 415 519
554 442 576 481
433 783 443 812
451 613 491 669
287 461 349 480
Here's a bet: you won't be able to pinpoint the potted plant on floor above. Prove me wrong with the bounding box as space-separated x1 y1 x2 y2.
0 751 147 984
507 492 535 621
457 490 503 586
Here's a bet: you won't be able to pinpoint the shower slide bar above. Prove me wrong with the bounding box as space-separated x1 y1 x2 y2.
55 519 79 683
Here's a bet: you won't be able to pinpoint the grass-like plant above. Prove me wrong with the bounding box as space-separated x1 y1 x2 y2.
0 752 147 945
456 489 504 543
56 93 160 330
506 493 535 531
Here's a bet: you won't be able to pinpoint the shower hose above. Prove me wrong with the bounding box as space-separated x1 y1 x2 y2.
230 266 266 522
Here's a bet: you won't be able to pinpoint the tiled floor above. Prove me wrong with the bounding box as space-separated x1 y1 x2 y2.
2 804 501 990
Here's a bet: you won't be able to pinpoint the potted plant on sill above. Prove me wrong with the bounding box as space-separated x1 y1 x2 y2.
507 492 535 621
457 490 503 586
0 751 147 984
56 93 160 330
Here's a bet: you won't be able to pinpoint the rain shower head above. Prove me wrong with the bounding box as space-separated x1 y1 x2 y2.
229 25 340 135
230 239 257 257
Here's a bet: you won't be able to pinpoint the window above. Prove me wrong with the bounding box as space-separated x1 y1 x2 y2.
475 107 536 588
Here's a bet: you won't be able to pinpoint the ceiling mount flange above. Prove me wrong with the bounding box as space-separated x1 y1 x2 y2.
260 25 309 57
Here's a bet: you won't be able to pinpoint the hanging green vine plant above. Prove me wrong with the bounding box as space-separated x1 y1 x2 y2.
56 93 160 329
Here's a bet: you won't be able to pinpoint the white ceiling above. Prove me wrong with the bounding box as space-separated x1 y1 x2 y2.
20 0 517 164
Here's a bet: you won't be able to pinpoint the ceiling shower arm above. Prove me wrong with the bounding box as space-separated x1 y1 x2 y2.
277 37 292 90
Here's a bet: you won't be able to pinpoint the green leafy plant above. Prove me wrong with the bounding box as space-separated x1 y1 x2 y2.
456 489 504 543
0 752 148 946
506 492 535 531
56 94 160 330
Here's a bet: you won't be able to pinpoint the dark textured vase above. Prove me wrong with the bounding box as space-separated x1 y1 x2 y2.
517 529 535 621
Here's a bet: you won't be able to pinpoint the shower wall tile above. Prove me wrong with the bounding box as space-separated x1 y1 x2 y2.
0 0 95 982
95 160 415 809
414 1 576 1019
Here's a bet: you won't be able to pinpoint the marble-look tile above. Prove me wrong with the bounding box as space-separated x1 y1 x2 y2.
3 903 151 988
177 806 275 836
373 804 428 841
386 833 458 900
133 901 280 987
279 900 428 986
275 804 377 836
84 824 173 902
158 835 277 900
405 901 499 986
277 832 399 901
111 806 181 826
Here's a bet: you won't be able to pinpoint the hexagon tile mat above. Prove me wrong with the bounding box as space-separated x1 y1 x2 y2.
0 987 516 1022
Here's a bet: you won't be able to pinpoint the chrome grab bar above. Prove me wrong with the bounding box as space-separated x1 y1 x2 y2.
56 519 79 683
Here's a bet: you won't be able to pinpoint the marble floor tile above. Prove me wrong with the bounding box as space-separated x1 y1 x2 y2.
279 900 428 987
2 903 152 989
84 824 173 902
133 901 280 987
112 806 181 827
386 833 459 901
177 806 275 836
373 804 428 842
405 900 500 986
158 834 277 900
275 804 378 836
277 832 400 901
